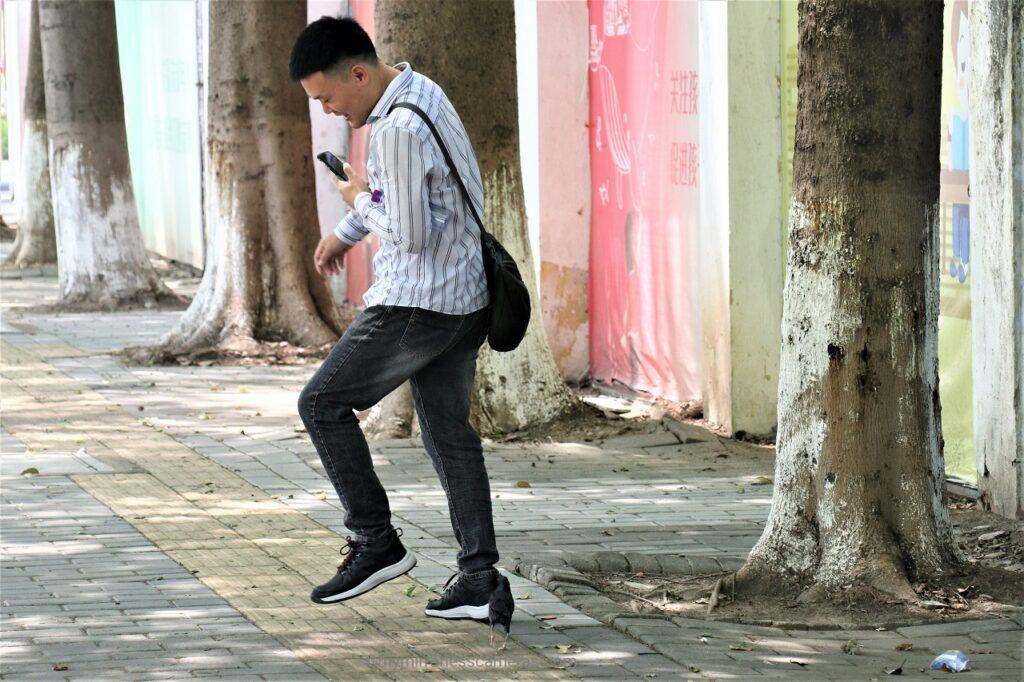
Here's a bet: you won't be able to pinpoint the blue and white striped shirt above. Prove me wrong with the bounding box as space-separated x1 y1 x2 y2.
334 62 489 315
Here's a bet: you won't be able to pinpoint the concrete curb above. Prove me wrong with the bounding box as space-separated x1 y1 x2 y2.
508 550 745 628
510 549 1024 633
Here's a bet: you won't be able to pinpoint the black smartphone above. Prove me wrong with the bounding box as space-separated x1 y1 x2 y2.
316 151 348 181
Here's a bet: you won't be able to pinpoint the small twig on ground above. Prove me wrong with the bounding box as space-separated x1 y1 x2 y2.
708 578 722 614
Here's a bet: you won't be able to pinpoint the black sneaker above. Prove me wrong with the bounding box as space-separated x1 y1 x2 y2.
310 527 417 604
424 568 498 620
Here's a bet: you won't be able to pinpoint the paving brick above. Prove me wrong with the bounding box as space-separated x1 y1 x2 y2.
7 282 1021 682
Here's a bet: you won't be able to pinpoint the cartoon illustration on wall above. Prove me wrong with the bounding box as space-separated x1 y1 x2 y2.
603 0 630 37
587 0 701 402
948 0 970 284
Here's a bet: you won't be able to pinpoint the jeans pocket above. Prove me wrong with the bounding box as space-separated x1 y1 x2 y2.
398 308 466 359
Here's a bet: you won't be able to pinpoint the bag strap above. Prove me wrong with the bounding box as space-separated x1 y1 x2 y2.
387 101 489 238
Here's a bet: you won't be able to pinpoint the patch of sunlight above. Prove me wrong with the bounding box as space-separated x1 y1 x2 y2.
568 649 637 662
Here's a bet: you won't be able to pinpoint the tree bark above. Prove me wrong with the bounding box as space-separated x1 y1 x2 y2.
738 0 963 600
6 0 56 268
361 382 416 440
141 0 345 361
375 0 575 432
38 0 178 309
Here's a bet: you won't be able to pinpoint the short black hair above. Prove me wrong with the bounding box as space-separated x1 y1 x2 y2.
289 16 378 82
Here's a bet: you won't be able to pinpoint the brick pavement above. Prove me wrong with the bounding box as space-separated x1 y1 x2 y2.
2 268 1021 680
2 431 323 680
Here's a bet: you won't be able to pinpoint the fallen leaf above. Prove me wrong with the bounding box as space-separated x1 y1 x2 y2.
515 481 531 488
730 642 753 651
52 664 69 671
841 640 860 655
315 491 327 500
977 530 1009 542
404 584 416 597
969 648 992 655
893 642 913 651
885 659 906 675
556 645 572 654
751 476 773 485
21 467 39 476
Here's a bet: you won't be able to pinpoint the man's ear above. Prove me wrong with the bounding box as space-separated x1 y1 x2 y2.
351 64 369 84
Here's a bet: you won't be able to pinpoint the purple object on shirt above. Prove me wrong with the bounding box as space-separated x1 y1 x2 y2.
371 189 383 203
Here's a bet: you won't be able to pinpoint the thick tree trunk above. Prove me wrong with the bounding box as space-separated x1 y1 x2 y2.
375 0 574 432
361 382 416 440
143 1 344 360
38 1 177 309
739 0 963 600
6 0 56 268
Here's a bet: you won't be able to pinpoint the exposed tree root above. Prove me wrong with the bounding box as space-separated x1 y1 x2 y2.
116 336 333 367
17 288 188 315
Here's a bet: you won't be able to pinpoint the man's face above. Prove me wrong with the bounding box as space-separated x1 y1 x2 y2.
300 66 373 128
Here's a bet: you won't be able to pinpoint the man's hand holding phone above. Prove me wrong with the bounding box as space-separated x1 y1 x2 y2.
314 232 352 277
316 151 369 209
335 162 369 208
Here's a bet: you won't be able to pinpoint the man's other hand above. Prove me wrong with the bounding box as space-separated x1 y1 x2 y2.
314 232 352 277
337 162 370 208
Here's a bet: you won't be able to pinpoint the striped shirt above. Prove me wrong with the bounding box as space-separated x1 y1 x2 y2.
334 62 489 315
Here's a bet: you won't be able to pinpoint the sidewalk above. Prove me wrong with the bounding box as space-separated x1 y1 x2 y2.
2 266 1021 680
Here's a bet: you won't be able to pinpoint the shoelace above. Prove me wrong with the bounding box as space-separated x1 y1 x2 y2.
336 536 368 573
438 571 460 594
336 527 403 573
437 569 494 597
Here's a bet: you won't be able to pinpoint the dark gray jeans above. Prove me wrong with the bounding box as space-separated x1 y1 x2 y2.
297 304 499 575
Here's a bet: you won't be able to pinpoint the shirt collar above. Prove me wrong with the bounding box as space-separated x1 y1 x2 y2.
367 62 414 125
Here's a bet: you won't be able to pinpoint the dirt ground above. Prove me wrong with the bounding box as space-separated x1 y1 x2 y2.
587 496 1024 629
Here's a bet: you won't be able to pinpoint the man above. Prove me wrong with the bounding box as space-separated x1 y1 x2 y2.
290 16 506 622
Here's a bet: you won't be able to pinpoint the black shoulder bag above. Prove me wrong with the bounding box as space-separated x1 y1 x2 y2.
388 101 530 353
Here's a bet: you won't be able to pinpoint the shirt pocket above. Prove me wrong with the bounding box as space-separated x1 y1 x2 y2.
428 203 451 233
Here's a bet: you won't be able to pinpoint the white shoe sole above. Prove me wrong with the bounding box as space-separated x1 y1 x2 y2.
314 550 417 603
424 603 490 619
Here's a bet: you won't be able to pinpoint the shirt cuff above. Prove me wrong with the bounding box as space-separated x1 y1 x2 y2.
354 191 374 219
334 211 368 246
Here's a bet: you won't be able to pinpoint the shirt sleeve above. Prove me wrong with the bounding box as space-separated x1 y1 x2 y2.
333 208 370 246
355 126 434 255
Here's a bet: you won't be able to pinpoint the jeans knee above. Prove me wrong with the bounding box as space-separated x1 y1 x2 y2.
297 382 317 422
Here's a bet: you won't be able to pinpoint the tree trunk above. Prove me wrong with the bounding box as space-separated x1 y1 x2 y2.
6 0 56 268
361 382 416 440
38 0 178 309
141 0 345 361
375 0 575 433
738 0 963 601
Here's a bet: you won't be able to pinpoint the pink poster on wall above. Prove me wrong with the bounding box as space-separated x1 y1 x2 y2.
343 0 378 305
587 0 702 402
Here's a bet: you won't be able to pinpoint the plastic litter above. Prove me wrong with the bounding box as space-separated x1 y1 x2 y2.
930 650 971 672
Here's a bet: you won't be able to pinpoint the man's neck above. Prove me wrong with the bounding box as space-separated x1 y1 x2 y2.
378 63 401 96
